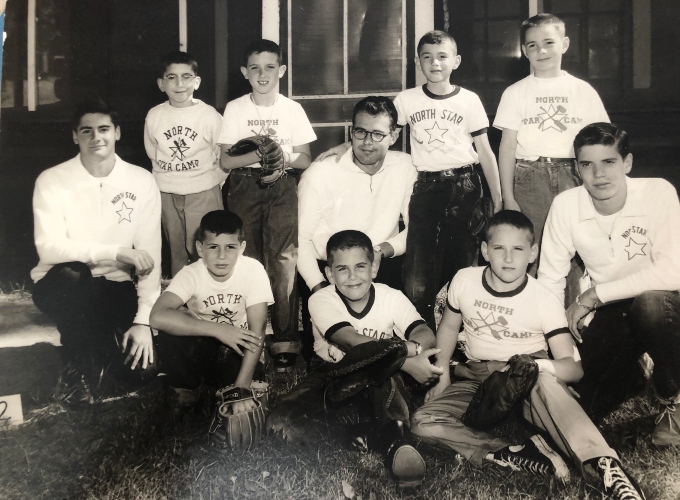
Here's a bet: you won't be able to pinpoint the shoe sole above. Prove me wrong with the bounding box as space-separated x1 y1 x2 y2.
530 435 570 481
391 444 426 488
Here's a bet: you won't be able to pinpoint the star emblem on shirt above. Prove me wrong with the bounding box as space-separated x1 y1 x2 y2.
537 104 568 132
424 121 448 144
624 237 647 260
170 138 190 161
470 311 508 340
210 306 236 324
116 202 133 223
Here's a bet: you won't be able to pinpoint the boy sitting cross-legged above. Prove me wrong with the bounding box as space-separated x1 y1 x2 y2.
267 230 443 488
150 210 271 415
411 211 645 500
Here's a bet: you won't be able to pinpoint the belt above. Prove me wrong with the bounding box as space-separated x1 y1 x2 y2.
537 156 574 163
231 167 299 178
417 163 479 181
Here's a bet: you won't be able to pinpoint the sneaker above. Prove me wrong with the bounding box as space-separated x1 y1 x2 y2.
595 457 646 500
651 402 680 447
386 438 426 488
488 434 570 481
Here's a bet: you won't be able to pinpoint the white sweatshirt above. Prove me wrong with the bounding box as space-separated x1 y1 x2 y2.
538 177 680 305
31 154 162 324
297 149 417 290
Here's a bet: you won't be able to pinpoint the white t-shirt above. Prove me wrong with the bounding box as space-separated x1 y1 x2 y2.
217 93 316 168
394 85 489 171
493 72 609 160
166 255 274 331
448 266 570 362
310 283 426 362
144 99 226 195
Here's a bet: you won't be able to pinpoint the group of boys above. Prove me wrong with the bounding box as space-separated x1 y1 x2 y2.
29 12 680 499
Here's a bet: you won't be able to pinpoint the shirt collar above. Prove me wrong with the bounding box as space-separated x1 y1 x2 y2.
338 147 396 175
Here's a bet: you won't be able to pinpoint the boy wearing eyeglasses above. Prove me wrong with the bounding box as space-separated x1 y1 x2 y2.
144 51 225 277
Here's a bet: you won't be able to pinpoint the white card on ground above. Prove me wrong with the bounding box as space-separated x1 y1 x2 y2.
0 394 24 427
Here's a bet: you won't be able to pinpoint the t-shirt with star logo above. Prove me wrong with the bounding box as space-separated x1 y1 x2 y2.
493 72 609 160
448 266 570 362
165 255 274 331
394 85 489 172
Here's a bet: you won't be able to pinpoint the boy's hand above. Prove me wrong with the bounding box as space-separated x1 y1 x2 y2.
425 370 450 402
229 398 257 415
314 142 350 163
214 327 262 356
116 247 155 276
503 198 521 211
566 301 588 343
122 324 154 370
402 348 444 385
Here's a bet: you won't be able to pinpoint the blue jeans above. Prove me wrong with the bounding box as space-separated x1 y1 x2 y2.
225 173 300 349
403 168 484 329
514 158 580 276
574 291 680 421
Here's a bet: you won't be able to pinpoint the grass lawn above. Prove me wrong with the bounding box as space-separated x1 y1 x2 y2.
1 361 679 500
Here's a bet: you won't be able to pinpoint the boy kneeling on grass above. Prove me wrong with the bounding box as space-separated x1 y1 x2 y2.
150 210 270 417
411 210 645 500
267 230 442 488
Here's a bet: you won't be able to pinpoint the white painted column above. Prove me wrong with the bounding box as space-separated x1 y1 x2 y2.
27 0 36 110
262 0 279 43
632 0 651 89
179 0 187 51
529 0 539 17
414 0 434 86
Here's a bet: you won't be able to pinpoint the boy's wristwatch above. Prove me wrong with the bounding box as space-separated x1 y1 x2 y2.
409 340 422 356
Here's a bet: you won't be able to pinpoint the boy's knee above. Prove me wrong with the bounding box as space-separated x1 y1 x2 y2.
630 291 674 327
50 261 92 283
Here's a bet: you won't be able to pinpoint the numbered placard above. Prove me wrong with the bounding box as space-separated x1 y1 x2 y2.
0 394 24 428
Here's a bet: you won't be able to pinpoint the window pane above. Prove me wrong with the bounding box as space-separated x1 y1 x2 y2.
310 126 347 160
589 0 621 12
447 0 478 18
561 15 581 65
347 0 402 93
488 0 520 18
547 0 581 13
588 15 619 79
1 1 26 109
36 0 70 106
488 20 521 82
291 0 343 95
450 19 484 82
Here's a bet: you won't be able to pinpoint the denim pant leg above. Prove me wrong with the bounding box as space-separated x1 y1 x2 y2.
161 193 189 278
262 176 300 346
573 300 647 421
629 291 680 400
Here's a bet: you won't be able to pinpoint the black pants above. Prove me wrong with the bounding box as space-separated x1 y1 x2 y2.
32 262 158 383
574 291 680 421
155 332 265 390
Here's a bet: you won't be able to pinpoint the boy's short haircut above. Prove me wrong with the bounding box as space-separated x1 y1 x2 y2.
352 96 398 131
160 50 199 77
243 39 283 67
417 30 457 56
71 99 119 131
574 122 630 160
326 230 374 266
485 210 535 245
520 13 566 46
198 210 245 243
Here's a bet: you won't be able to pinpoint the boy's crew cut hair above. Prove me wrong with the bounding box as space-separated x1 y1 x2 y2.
326 230 374 266
485 210 536 245
352 96 398 131
71 99 119 131
243 39 283 66
198 210 245 243
574 122 630 160
160 50 199 76
417 30 457 56
520 13 566 45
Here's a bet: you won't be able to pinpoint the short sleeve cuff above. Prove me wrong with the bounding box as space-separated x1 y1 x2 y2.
324 321 353 341
404 319 427 340
544 327 570 340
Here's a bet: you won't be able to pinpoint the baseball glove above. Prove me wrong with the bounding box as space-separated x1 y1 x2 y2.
209 382 269 449
322 338 408 404
227 135 286 186
462 354 539 430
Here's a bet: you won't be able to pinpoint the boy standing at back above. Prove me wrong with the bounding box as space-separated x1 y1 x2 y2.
144 51 225 277
494 13 609 276
218 39 316 371
412 211 645 500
